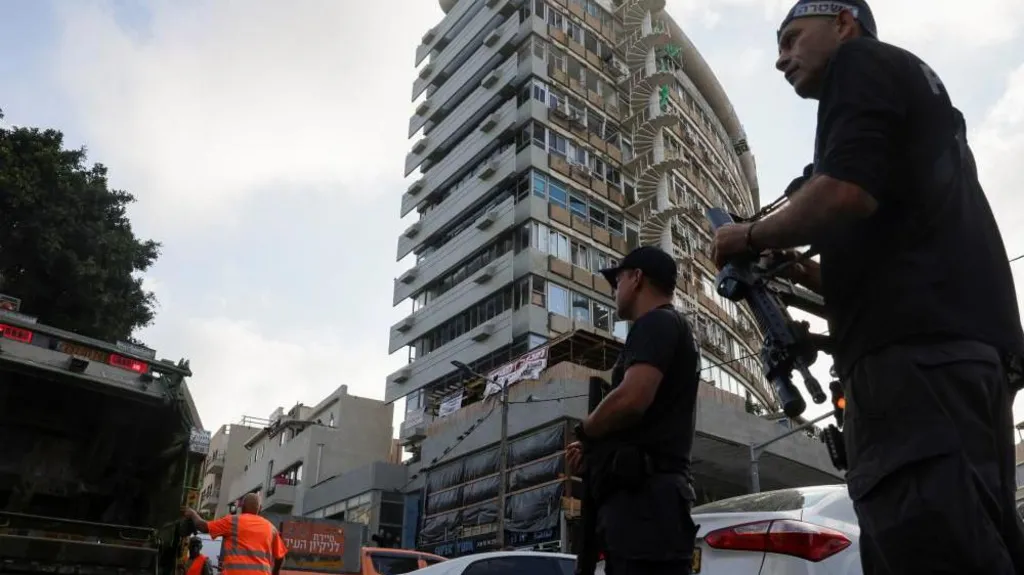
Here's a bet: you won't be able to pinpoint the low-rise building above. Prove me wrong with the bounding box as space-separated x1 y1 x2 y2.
199 419 265 518
225 384 394 515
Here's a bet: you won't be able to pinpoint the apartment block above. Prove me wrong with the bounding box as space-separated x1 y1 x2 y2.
224 385 394 515
198 419 265 518
389 0 778 461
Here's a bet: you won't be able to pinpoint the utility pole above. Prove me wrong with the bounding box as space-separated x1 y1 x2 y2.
452 360 510 549
749 409 837 494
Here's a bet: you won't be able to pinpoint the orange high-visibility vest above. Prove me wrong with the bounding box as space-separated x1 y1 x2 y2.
218 514 288 574
186 555 207 575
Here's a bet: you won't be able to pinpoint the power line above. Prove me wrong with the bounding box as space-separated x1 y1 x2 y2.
397 399 500 493
1011 254 1024 264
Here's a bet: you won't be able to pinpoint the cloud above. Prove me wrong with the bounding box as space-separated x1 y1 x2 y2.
49 0 441 232
670 0 1024 49
166 315 404 433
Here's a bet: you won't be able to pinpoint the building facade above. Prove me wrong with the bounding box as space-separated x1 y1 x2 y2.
199 419 266 518
390 0 776 460
302 461 411 545
225 385 395 515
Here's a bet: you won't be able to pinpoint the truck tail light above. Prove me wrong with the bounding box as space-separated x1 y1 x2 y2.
704 519 851 562
109 353 148 373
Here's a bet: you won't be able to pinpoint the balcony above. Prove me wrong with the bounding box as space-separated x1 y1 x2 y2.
205 452 225 475
398 147 517 260
415 0 482 66
264 482 297 513
389 251 515 353
412 0 513 100
393 196 516 306
408 16 522 139
199 488 220 511
399 411 436 445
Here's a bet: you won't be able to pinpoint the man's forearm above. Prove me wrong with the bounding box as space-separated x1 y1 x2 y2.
273 558 284 575
583 389 642 439
751 175 875 250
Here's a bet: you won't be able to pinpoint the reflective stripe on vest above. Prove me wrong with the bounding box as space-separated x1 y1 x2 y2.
221 515 275 573
186 555 207 575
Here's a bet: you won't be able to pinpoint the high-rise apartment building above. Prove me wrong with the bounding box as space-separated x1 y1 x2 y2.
388 0 779 459
199 419 265 518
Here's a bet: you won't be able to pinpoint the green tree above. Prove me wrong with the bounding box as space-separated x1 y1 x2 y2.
0 109 160 341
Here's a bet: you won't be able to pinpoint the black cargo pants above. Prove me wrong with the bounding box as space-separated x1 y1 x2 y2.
597 474 697 575
843 339 1024 574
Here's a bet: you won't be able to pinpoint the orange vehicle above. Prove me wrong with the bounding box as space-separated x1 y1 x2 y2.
281 546 446 575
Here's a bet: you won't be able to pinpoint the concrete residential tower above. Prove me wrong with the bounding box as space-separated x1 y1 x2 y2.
389 0 776 459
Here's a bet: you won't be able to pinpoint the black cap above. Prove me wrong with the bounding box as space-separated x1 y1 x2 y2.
777 0 877 40
189 536 203 551
599 246 677 291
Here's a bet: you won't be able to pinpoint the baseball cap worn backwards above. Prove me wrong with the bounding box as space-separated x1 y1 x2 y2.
599 246 678 290
777 0 877 41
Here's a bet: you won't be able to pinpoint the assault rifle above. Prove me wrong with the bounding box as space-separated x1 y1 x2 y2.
574 376 609 575
706 207 832 418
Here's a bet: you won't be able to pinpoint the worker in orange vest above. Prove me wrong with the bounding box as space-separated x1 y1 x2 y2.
184 493 288 575
186 536 213 575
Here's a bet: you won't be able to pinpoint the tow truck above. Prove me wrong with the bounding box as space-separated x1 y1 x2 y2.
0 295 208 575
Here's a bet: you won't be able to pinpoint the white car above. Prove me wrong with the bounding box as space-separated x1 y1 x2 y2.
409 485 860 575
683 484 861 574
406 551 575 574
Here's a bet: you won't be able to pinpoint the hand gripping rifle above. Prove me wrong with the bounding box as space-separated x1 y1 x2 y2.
705 206 832 418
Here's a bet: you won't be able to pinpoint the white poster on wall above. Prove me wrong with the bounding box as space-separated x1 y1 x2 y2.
483 347 549 398
438 391 464 418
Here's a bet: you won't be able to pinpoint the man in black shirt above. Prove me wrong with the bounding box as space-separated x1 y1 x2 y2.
566 246 700 575
712 1 1024 573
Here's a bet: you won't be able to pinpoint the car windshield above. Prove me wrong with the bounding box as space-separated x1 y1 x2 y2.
692 487 838 514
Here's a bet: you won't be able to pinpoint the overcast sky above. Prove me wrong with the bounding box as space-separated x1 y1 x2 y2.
2 0 1024 436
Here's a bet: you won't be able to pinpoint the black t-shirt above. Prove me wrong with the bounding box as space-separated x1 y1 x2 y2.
812 37 1024 375
608 304 700 473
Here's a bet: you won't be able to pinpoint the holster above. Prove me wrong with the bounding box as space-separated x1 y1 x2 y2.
590 444 654 503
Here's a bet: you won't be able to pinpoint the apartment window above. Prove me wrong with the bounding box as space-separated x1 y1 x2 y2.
548 283 570 316
549 228 570 260
548 178 568 207
594 303 611 331
549 132 568 157
589 203 606 229
608 213 623 235
569 193 587 219
550 45 566 71
568 21 583 43
572 242 590 269
572 292 591 323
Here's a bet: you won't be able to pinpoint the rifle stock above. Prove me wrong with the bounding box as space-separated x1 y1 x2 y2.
574 376 608 575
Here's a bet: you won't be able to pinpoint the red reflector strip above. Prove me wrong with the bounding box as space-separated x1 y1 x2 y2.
109 353 148 373
0 323 33 344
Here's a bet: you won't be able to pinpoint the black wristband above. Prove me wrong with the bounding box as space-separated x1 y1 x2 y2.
573 422 589 444
745 223 760 255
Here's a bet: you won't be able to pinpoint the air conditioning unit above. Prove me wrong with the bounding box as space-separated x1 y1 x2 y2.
393 367 412 383
474 264 497 284
481 70 501 89
480 111 500 132
399 268 418 284
476 208 500 229
403 222 421 238
422 27 437 45
411 137 429 154
472 323 495 342
395 317 415 332
483 29 501 47
477 159 499 179
407 178 425 196
418 63 434 80
415 101 430 116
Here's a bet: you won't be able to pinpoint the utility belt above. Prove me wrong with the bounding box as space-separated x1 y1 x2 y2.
588 443 689 503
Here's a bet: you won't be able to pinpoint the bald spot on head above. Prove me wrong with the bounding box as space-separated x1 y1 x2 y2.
241 493 261 514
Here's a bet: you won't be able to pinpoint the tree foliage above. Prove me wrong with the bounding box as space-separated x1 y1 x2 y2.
0 108 160 341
